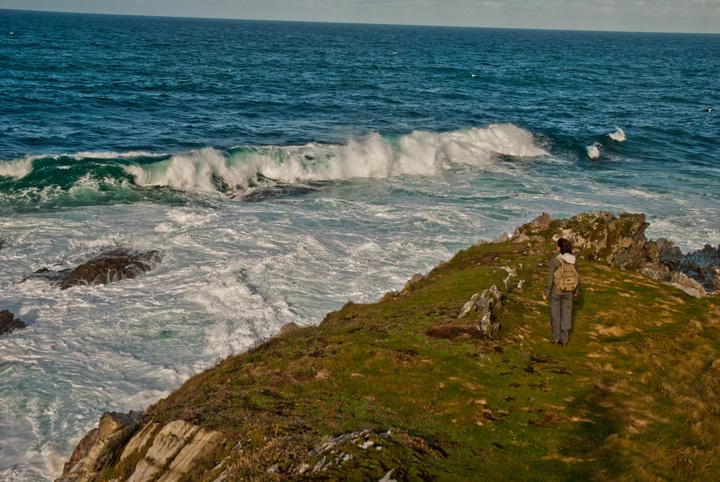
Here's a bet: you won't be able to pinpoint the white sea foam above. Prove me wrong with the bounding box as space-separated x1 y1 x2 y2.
0 156 36 179
608 127 626 142
71 150 162 160
586 143 601 160
0 151 166 182
1 126 545 188
125 124 547 192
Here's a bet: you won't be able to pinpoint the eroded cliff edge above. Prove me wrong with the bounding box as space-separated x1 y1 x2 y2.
58 212 720 481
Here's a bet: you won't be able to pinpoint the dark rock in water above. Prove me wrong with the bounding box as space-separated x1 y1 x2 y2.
25 249 163 290
211 173 231 193
661 244 720 293
0 238 6 250
24 267 73 284
233 184 317 202
62 249 162 289
0 310 27 335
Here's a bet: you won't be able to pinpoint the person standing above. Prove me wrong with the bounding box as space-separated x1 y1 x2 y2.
544 238 580 345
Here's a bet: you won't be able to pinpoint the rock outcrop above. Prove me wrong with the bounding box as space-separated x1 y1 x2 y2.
57 416 224 482
123 420 224 482
512 212 719 297
58 411 144 482
278 322 301 336
661 243 720 294
428 285 504 340
0 310 27 335
25 249 163 290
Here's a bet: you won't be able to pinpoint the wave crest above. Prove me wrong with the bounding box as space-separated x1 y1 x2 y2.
125 124 547 192
608 127 626 142
0 156 35 179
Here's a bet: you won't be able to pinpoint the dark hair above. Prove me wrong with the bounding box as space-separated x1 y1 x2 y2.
557 238 573 254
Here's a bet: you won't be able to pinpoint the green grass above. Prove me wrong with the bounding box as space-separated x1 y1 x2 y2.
134 239 720 481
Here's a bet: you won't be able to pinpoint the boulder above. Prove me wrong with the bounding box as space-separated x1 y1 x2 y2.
25 249 163 290
0 310 26 335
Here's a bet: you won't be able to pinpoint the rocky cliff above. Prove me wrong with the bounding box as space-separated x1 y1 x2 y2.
58 212 720 481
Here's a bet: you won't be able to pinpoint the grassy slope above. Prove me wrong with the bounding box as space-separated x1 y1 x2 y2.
137 238 720 481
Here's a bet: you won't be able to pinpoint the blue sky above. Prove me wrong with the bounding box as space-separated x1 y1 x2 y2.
1 0 719 33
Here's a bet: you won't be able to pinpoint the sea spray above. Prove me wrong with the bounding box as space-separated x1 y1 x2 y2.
0 125 547 203
586 143 601 160
0 156 35 179
608 128 626 142
124 124 547 192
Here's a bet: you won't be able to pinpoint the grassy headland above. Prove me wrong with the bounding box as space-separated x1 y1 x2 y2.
65 214 720 481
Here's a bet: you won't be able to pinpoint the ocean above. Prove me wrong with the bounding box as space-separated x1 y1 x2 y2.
0 9 718 480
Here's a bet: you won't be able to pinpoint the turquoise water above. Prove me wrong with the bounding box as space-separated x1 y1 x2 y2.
0 9 719 480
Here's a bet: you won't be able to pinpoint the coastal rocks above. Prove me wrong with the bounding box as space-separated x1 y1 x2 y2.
668 272 708 299
662 243 720 293
59 418 225 482
26 249 163 290
232 184 318 202
474 285 503 335
124 420 224 482
300 429 392 475
512 212 719 297
428 285 503 340
513 212 551 238
501 266 522 291
0 310 27 335
379 273 427 301
458 285 503 328
58 411 144 482
553 212 652 269
278 322 300 336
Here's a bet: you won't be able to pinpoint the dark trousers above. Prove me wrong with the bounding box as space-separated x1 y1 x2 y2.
550 292 573 344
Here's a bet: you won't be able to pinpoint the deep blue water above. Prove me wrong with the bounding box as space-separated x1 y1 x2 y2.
1 10 718 192
1 9 719 481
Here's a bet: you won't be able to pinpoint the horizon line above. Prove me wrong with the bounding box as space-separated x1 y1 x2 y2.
1 7 719 36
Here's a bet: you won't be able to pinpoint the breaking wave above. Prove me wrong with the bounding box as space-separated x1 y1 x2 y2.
124 124 546 192
1 125 546 201
0 156 35 179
